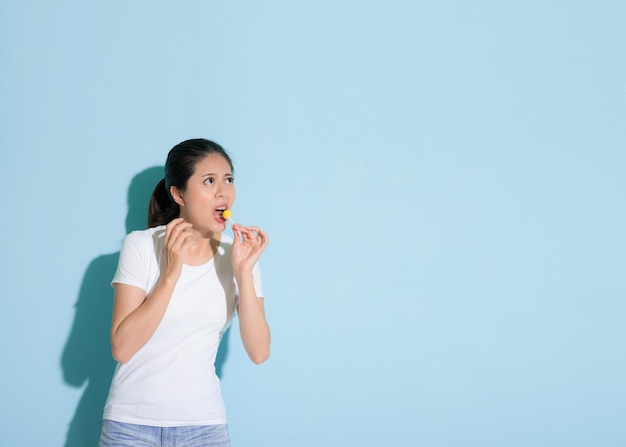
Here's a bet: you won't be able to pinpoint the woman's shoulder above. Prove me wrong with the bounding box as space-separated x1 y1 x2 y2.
123 226 166 248
220 233 234 245
218 233 234 254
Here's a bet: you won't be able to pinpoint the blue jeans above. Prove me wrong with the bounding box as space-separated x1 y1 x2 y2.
99 420 231 447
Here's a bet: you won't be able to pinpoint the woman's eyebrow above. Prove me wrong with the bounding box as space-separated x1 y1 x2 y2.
202 172 233 177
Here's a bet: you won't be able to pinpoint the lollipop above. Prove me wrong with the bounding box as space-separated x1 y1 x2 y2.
222 209 233 225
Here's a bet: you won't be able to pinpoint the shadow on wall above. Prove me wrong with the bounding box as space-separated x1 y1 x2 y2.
60 166 231 446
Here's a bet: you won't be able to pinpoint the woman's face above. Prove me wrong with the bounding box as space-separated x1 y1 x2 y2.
171 153 235 234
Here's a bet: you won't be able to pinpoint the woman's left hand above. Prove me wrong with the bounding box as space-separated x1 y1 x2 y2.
231 224 269 274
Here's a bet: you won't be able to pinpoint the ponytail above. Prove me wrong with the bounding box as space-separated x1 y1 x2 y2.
147 178 179 227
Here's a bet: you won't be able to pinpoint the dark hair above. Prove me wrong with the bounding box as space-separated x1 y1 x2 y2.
148 138 234 227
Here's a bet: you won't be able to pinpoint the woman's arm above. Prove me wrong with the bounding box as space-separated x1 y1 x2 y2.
236 273 271 364
110 278 177 364
110 218 196 363
232 224 271 364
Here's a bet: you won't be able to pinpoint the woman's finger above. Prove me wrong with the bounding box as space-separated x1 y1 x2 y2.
167 221 193 248
232 226 242 245
245 227 267 246
163 217 183 247
171 229 196 253
255 228 269 246
233 225 260 239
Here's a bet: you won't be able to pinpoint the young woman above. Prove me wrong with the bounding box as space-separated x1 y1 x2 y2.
99 139 270 447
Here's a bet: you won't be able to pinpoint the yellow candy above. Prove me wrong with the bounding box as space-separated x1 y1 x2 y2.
222 209 232 219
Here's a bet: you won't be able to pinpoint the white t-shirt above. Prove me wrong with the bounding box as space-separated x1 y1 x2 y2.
103 226 263 426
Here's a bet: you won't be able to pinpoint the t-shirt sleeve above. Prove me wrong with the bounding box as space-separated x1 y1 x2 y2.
252 262 264 299
111 231 149 292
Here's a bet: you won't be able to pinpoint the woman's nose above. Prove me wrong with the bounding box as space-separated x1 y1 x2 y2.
215 184 225 198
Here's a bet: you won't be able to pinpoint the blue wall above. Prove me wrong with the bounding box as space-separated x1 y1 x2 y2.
1 1 625 446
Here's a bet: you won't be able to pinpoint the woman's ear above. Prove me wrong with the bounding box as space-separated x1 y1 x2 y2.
170 185 185 207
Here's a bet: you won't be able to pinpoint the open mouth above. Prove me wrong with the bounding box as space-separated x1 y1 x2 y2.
215 206 228 220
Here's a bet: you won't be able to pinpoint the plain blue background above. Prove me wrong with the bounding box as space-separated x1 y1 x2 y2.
1 1 625 446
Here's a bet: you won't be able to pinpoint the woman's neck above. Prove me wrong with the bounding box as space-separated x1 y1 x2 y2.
184 231 221 266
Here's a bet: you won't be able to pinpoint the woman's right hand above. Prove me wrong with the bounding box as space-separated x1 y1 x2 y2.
162 217 197 280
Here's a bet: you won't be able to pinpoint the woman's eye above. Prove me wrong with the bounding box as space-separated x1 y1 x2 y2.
226 177 234 184
204 177 214 185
